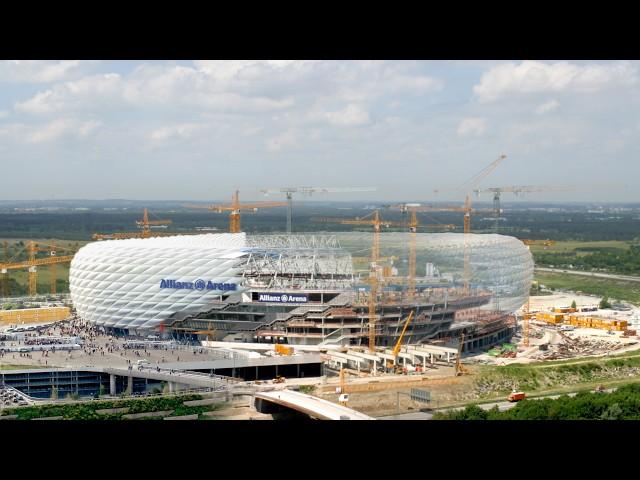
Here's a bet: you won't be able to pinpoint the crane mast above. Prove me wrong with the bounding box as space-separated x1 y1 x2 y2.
0 241 76 297
260 186 377 233
93 208 173 240
186 190 287 233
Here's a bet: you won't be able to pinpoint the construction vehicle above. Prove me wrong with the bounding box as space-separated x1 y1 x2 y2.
455 332 471 376
273 375 286 384
274 343 294 356
387 311 415 371
260 186 376 233
507 390 526 402
184 190 287 233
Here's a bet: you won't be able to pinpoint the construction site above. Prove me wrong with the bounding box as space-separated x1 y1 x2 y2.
2 155 640 419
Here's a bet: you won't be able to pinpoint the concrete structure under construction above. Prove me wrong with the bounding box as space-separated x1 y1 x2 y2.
69 232 533 352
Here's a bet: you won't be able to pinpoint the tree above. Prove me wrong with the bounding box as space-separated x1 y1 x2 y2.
599 296 612 309
600 402 623 420
571 300 577 309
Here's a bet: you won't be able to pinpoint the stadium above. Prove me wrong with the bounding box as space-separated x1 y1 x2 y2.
69 232 533 350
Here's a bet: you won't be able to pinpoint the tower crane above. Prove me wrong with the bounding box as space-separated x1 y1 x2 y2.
136 208 172 236
184 190 287 233
431 154 508 233
388 201 491 293
314 210 453 302
473 185 572 232
93 208 174 240
0 241 76 297
313 210 386 351
517 240 557 347
260 186 377 233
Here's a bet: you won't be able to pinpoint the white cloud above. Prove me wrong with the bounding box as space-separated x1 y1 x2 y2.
266 129 298 152
15 73 123 114
474 61 638 102
193 60 300 81
457 117 487 137
323 104 370 127
15 66 295 115
0 61 94 83
0 110 8 118
26 118 100 143
150 123 206 141
535 99 560 114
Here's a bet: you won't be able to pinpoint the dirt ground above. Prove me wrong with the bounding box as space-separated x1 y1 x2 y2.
314 366 478 417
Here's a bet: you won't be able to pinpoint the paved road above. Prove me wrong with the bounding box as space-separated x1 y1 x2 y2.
378 389 617 420
535 267 640 283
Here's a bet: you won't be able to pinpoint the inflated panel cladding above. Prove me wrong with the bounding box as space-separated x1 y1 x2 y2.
69 233 248 329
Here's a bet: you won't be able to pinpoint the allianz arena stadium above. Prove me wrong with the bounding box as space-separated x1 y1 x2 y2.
69 232 533 349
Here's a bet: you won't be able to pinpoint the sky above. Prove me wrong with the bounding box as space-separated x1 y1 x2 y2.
0 60 638 203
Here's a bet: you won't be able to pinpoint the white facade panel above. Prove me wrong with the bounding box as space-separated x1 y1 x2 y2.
69 233 249 330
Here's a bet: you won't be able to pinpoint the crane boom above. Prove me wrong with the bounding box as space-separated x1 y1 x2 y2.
185 190 286 233
459 154 507 192
391 311 415 360
473 185 575 232
93 208 178 241
0 241 77 296
260 186 377 233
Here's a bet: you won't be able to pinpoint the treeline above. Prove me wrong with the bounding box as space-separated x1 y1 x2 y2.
433 383 640 420
534 245 640 275
2 209 640 241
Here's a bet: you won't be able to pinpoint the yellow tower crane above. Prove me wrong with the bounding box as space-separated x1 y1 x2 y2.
0 241 76 297
185 190 287 233
93 208 173 240
389 204 456 300
518 239 557 347
389 200 491 293
313 210 389 351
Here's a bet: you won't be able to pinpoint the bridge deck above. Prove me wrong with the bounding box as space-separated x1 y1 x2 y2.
255 389 373 420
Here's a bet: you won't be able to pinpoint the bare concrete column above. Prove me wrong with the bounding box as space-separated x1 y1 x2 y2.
109 374 116 396
169 382 175 393
126 375 134 396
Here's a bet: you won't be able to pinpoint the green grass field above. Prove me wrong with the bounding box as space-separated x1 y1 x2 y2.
534 272 640 304
528 240 631 253
1 238 84 295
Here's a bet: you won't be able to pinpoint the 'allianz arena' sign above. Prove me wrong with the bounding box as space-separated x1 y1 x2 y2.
159 279 237 291
257 293 308 303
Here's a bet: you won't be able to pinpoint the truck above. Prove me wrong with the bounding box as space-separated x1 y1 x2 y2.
507 391 526 402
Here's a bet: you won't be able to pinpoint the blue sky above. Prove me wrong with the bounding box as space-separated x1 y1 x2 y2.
0 60 637 202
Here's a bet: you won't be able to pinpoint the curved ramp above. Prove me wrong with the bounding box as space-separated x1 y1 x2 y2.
255 389 373 420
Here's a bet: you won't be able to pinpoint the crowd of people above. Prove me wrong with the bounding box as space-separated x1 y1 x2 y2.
1 316 222 368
